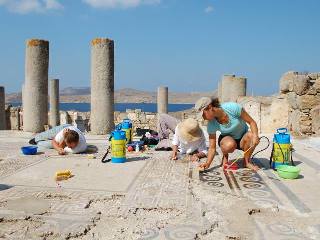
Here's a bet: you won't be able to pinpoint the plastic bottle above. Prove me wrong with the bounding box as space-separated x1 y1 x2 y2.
135 143 139 152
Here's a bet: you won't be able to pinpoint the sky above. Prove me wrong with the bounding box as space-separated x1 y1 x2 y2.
0 0 319 95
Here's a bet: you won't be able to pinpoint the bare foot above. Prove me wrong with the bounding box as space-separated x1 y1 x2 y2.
245 162 260 171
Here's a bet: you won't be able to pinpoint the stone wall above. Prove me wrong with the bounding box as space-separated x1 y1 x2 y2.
4 105 191 133
280 71 320 135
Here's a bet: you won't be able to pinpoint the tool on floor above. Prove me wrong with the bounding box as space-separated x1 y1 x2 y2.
269 128 294 169
55 170 72 181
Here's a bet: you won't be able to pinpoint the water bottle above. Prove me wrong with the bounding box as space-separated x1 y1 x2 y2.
135 143 139 152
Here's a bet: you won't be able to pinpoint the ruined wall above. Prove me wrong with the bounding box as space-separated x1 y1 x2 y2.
4 105 191 133
280 71 320 135
237 95 289 134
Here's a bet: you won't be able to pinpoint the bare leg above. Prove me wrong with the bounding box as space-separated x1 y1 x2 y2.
240 132 260 171
220 136 237 166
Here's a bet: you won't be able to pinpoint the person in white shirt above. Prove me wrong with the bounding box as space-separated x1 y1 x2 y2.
29 124 87 154
52 126 87 154
172 118 208 161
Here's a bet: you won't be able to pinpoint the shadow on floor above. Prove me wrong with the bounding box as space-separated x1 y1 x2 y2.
85 145 98 153
126 156 150 162
0 184 13 191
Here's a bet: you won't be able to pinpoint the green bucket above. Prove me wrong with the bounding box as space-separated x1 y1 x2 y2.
276 165 301 179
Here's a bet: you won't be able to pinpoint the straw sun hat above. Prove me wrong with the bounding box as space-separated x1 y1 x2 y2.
177 118 202 142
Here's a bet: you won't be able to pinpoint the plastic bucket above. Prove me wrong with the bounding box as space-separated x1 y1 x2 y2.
276 165 300 179
21 146 38 155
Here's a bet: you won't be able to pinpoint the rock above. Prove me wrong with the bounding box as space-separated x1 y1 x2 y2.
297 94 320 110
300 124 312 134
292 75 310 95
146 114 156 120
314 78 320 93
311 105 320 134
286 92 298 109
307 72 320 80
306 86 317 95
279 71 298 93
127 112 137 121
118 112 128 121
288 110 302 135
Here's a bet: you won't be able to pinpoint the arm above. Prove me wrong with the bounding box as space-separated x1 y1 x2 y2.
240 109 260 146
199 133 216 169
171 130 180 160
192 135 208 161
172 145 178 160
52 139 66 155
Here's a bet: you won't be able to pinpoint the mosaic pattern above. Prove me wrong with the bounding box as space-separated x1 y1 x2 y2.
199 170 224 188
0 187 117 238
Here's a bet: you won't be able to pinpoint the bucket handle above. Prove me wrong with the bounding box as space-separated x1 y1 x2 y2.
277 128 288 134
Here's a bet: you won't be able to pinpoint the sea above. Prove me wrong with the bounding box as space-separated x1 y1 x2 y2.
9 102 194 113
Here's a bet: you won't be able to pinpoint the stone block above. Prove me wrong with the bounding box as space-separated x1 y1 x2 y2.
311 105 320 134
286 92 298 109
314 78 320 93
297 94 320 110
259 97 289 133
118 112 128 121
60 111 69 125
300 124 312 134
127 112 137 121
306 86 317 95
307 72 320 80
292 75 310 95
146 114 156 120
288 109 301 135
279 71 298 93
9 107 20 130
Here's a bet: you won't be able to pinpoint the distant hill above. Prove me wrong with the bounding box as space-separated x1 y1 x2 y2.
6 87 217 104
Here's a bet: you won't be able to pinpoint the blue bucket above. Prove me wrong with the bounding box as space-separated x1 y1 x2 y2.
111 130 126 163
21 146 38 155
273 128 290 144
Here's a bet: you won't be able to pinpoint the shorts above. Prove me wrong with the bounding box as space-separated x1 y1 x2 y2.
218 133 246 150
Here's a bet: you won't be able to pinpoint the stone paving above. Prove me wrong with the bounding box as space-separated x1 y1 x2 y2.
0 131 319 239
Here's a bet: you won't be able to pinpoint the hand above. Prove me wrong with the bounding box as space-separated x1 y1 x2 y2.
58 148 66 155
171 152 178 160
199 161 211 170
252 135 260 146
191 154 200 162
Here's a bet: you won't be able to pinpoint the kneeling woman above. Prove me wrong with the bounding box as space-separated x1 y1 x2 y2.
195 97 260 171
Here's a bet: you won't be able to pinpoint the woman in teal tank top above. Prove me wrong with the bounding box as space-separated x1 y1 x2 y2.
195 97 260 171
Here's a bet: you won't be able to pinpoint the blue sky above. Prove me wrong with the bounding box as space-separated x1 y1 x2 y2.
0 0 319 95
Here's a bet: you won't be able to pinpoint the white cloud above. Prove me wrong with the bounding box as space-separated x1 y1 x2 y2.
0 0 63 14
83 0 161 9
204 5 213 13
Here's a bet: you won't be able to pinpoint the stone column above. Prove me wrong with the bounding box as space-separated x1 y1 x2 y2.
0 86 5 130
221 74 247 102
157 86 168 114
23 39 49 133
90 38 114 134
49 79 60 127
